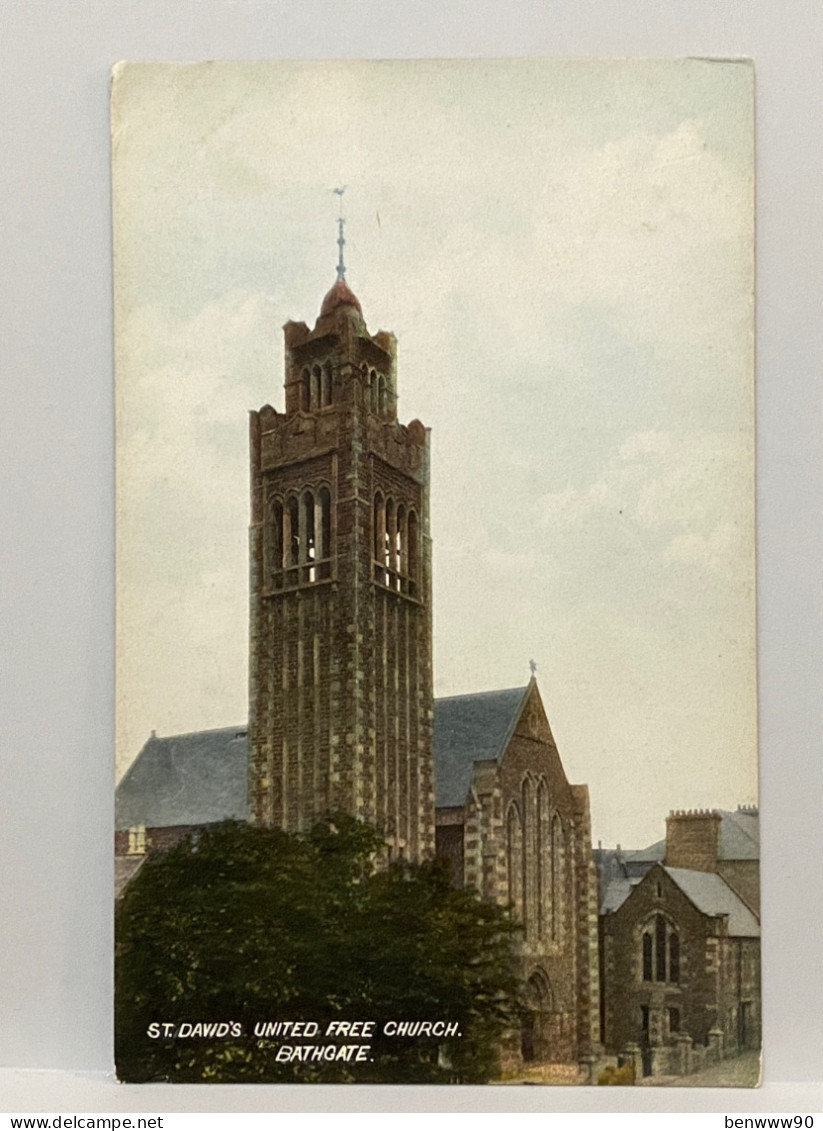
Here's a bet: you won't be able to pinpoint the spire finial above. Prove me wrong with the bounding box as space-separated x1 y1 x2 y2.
529 658 537 676
333 186 346 281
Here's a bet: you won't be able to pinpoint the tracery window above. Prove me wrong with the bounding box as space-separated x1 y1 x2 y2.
641 913 680 984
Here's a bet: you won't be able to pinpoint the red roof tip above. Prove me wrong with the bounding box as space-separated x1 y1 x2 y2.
320 278 362 318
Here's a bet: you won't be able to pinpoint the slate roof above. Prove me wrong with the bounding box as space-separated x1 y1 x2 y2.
433 686 528 808
717 808 759 860
115 726 248 829
600 876 637 914
602 864 759 936
664 867 760 937
116 689 530 830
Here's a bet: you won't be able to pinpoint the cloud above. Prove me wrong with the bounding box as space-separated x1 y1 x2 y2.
536 429 753 581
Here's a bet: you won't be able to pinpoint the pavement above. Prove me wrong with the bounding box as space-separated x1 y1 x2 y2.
638 1050 761 1088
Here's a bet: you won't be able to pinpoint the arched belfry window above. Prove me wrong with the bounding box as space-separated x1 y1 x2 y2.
321 362 333 407
316 486 331 579
266 498 285 590
384 499 396 576
311 366 321 410
407 510 419 597
373 492 386 583
300 368 311 413
269 486 332 590
378 374 386 415
286 496 300 580
394 504 406 592
373 495 420 597
302 490 316 583
641 913 680 984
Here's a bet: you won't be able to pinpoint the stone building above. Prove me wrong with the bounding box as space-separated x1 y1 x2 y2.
116 268 600 1074
434 681 600 1067
598 808 760 1078
247 276 434 861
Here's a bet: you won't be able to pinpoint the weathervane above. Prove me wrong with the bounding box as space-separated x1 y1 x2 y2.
529 659 537 676
333 186 347 281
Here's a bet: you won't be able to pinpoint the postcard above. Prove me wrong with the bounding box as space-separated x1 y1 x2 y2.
112 58 757 1085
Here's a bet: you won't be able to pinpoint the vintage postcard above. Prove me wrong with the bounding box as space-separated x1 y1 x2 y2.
112 59 757 1085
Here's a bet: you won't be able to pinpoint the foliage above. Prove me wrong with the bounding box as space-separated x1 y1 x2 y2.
115 817 522 1083
597 1062 636 1085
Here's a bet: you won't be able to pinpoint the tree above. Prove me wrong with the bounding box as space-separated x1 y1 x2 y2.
115 818 522 1083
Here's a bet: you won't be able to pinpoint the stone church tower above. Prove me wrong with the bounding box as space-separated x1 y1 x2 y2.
247 262 435 862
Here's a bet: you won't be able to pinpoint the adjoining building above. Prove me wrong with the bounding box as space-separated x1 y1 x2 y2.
597 808 760 1079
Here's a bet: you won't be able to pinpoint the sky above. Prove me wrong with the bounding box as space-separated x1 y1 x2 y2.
113 59 755 847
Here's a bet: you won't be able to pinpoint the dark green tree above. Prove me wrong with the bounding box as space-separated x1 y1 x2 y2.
115 818 522 1083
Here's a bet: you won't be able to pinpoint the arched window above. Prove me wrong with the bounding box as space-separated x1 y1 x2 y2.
268 487 332 589
300 368 310 413
317 486 331 579
378 374 386 414
267 498 284 590
384 498 395 574
669 931 680 983
407 510 419 597
373 492 386 583
521 779 533 936
551 814 564 941
506 803 523 921
641 913 680 984
369 369 378 412
286 496 300 584
321 362 333 407
536 780 549 939
302 490 316 583
395 504 405 591
311 366 321 410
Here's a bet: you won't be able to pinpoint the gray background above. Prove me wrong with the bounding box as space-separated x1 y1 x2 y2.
1 0 820 1113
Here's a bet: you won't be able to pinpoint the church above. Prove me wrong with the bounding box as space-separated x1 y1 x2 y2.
116 246 601 1075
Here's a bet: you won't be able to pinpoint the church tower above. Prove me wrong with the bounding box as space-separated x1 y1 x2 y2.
248 236 434 861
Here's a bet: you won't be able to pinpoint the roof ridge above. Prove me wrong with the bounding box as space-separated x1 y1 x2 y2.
434 685 527 703
147 724 247 743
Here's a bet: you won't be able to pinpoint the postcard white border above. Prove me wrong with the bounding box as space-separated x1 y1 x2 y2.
2 0 822 1113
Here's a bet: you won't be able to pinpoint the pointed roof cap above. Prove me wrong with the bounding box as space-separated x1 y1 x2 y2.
319 278 362 318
